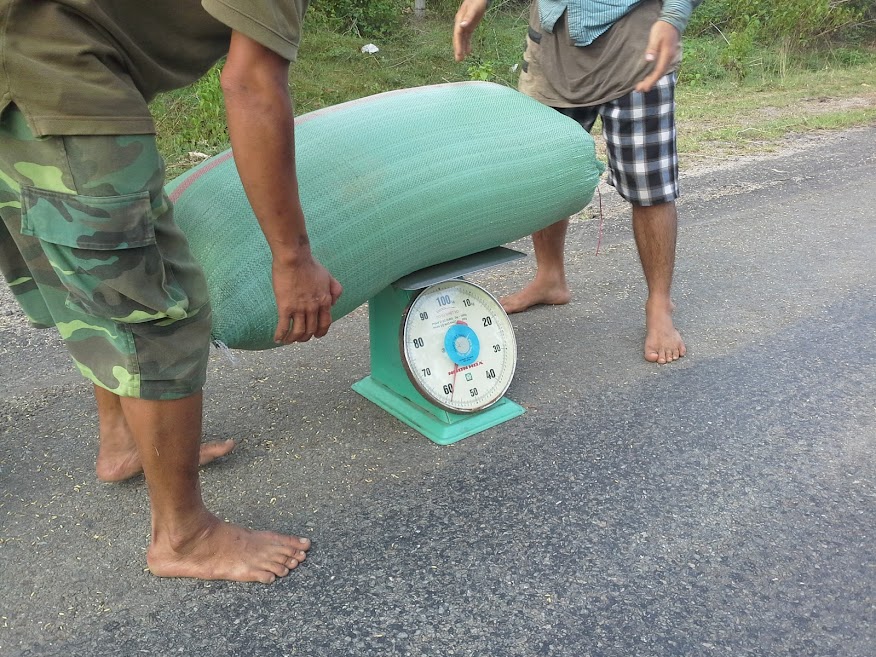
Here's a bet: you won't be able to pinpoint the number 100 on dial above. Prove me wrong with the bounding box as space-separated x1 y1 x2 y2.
401 280 517 413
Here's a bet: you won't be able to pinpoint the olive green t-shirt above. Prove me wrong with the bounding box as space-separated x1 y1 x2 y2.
0 0 309 136
519 0 682 108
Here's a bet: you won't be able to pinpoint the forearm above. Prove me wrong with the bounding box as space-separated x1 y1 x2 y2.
659 0 703 35
223 53 311 265
220 30 341 344
226 94 310 263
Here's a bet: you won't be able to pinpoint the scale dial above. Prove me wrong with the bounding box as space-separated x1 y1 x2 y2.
401 280 517 413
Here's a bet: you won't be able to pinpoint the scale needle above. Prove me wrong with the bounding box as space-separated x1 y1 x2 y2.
449 319 469 402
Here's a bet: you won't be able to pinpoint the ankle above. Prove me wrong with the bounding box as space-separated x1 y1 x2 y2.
645 294 674 313
532 270 568 289
151 509 219 554
97 414 134 449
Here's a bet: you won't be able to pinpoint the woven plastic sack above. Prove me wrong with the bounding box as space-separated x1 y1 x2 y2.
166 82 604 350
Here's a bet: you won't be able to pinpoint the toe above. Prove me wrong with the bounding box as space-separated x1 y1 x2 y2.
258 572 277 585
291 536 311 552
198 439 236 466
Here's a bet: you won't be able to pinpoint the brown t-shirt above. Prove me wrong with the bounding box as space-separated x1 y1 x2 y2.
518 0 682 108
0 0 309 136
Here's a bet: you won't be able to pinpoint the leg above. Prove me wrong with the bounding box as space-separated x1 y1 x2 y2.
600 73 685 363
506 48 600 315
632 201 685 364
93 385 235 482
0 115 309 582
117 392 309 583
501 218 572 314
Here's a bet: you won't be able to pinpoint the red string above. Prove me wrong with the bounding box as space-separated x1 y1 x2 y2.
595 185 604 256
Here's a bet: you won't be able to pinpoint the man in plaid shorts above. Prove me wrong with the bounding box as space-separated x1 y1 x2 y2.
454 0 701 364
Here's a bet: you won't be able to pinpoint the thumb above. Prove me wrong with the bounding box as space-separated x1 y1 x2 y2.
643 36 659 63
330 278 343 304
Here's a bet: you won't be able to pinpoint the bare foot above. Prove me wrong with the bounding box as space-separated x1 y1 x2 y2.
147 514 310 583
97 435 236 482
501 280 571 314
644 298 686 364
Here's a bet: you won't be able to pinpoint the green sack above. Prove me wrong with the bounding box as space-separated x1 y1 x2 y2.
166 82 604 350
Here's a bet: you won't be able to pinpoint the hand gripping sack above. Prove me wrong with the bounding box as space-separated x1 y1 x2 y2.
166 82 604 350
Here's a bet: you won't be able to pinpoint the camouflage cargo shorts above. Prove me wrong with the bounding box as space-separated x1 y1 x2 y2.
0 107 212 400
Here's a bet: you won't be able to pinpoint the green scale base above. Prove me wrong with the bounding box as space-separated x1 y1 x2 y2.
352 274 525 445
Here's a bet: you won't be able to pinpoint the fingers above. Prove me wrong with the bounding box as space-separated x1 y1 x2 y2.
271 260 343 345
655 44 674 80
634 70 660 93
635 40 662 92
636 21 679 92
274 316 292 344
315 306 332 339
275 311 311 344
330 278 343 305
453 20 473 62
312 277 341 339
635 45 671 92
633 46 666 92
273 312 303 344
304 307 318 340
453 0 487 62
274 288 340 345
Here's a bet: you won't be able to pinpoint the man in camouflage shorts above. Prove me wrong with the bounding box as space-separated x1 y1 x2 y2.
0 0 342 583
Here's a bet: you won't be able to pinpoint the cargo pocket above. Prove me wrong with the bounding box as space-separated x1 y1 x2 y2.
20 186 191 324
518 30 544 98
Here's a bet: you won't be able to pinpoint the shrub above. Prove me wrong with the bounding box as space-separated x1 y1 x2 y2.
307 0 403 37
423 0 529 18
677 37 732 86
687 0 866 47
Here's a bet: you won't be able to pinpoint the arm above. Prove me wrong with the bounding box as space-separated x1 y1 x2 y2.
660 0 704 36
634 0 703 93
453 0 490 62
221 30 342 344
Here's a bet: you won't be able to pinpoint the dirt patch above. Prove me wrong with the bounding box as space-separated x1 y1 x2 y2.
794 92 876 112
753 92 875 117
683 91 876 165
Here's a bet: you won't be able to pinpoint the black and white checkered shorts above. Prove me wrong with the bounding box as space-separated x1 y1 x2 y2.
557 73 679 206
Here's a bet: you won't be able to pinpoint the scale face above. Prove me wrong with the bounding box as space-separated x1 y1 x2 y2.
401 280 517 413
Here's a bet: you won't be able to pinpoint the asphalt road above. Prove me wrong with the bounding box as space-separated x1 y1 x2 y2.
1 126 874 657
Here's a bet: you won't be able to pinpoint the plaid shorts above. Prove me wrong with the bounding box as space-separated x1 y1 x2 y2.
557 73 679 206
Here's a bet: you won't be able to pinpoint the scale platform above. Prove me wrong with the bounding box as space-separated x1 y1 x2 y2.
352 247 527 445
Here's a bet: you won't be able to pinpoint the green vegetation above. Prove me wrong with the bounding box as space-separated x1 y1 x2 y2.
151 1 876 178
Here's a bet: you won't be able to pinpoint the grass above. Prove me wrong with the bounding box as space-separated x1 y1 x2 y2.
675 60 876 164
151 10 876 178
